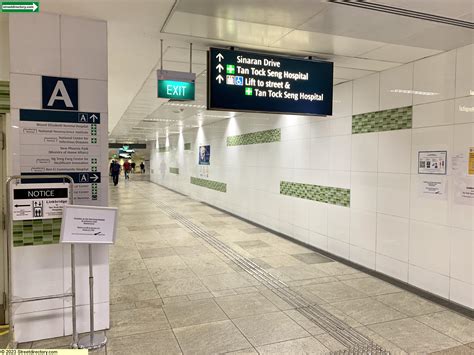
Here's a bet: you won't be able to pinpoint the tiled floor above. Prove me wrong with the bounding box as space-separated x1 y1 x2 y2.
16 179 474 354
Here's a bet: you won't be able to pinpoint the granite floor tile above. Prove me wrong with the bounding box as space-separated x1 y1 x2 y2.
149 266 197 282
108 307 170 338
331 298 407 325
240 227 266 234
368 318 462 353
155 277 209 297
107 329 182 355
233 312 310 347
259 255 305 268
256 336 329 354
110 269 152 286
284 309 327 336
163 299 228 328
139 247 177 259
292 252 333 264
375 291 446 316
110 282 160 304
174 320 251 355
342 277 402 296
144 255 187 270
416 311 474 343
199 273 254 291
224 348 258 354
429 344 473 355
215 293 279 318
110 258 147 273
304 281 367 303
235 240 271 249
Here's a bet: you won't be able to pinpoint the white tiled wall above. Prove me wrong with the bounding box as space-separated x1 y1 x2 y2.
9 13 109 342
151 44 473 310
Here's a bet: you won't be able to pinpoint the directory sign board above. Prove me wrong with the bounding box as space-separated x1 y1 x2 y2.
11 182 69 221
60 205 118 244
208 47 333 116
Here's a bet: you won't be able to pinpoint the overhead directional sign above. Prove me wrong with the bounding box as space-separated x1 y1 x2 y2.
208 48 333 116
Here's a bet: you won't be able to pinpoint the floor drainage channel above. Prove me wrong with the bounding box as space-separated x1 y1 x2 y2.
153 200 389 354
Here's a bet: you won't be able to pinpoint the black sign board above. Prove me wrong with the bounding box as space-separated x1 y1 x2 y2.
42 76 78 111
207 48 333 116
14 188 69 200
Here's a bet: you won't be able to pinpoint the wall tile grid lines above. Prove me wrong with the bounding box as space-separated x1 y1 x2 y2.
352 106 412 134
280 181 350 207
227 128 281 146
0 80 10 113
190 177 227 193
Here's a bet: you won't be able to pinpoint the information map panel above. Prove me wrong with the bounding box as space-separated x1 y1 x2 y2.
208 48 333 116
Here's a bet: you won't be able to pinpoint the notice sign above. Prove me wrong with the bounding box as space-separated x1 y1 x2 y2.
11 183 69 221
60 205 118 244
208 47 333 115
418 151 447 175
418 177 447 200
454 177 474 206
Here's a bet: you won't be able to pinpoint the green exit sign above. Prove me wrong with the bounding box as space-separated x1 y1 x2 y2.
158 80 195 101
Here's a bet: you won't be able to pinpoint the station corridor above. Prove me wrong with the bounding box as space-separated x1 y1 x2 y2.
19 179 473 354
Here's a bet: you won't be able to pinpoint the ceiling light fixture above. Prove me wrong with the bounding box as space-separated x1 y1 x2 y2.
390 89 439 96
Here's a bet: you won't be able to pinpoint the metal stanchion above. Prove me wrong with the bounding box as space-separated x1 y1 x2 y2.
77 244 107 350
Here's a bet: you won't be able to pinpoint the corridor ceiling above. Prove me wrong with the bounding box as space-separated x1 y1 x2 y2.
3 0 473 142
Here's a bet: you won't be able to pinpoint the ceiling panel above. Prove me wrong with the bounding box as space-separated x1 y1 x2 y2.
333 67 376 80
175 0 328 28
331 57 401 71
272 30 386 57
375 0 474 19
360 44 443 63
164 11 293 47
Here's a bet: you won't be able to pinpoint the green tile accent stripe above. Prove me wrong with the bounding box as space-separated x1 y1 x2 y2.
169 167 179 174
280 181 350 207
227 128 281 146
352 106 412 134
158 146 169 153
184 143 192 150
12 218 62 247
0 81 10 113
191 177 227 193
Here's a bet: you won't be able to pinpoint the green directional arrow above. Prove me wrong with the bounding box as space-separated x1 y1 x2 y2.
1 1 39 12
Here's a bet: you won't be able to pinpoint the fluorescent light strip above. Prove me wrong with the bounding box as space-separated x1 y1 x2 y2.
390 89 439 96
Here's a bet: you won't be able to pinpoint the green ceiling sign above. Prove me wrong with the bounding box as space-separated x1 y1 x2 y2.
0 2 40 12
158 80 195 101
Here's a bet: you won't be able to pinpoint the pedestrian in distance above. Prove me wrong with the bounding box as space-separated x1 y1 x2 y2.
140 161 145 174
111 160 121 186
123 160 131 180
131 161 136 174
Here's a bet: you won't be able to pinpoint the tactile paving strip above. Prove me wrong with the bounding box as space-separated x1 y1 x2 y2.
151 198 389 354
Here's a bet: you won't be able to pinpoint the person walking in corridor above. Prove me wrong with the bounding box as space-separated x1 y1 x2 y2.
111 160 121 186
123 160 131 180
140 161 145 174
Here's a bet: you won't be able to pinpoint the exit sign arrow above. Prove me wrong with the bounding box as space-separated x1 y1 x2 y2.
90 174 100 182
216 63 224 72
216 53 224 62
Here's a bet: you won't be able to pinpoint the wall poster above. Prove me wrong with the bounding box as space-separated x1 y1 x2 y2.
199 145 211 165
469 147 474 175
418 151 447 175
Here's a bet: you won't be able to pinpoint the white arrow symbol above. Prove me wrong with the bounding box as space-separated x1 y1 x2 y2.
32 3 38 11
90 174 100 182
216 75 224 84
90 114 99 123
216 53 224 62
216 63 224 72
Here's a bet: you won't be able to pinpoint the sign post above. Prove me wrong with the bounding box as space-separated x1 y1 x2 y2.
60 205 118 350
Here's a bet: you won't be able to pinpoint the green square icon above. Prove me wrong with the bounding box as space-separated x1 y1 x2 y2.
245 87 253 96
226 65 235 75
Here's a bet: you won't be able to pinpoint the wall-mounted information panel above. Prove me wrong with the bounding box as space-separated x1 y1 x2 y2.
208 47 333 116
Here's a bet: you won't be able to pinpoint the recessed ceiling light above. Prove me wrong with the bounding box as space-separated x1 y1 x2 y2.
390 89 439 96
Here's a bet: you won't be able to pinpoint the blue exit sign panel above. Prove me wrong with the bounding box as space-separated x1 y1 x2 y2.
158 80 195 101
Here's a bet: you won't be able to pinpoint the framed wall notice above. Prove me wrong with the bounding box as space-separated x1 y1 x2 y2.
418 151 447 175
